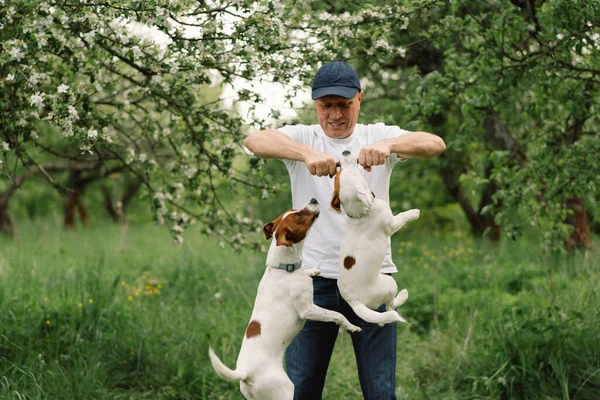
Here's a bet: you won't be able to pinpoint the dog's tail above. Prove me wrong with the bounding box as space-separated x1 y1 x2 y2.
350 303 407 325
208 347 247 382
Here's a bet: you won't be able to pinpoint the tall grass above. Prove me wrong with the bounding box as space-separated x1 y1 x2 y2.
0 221 598 399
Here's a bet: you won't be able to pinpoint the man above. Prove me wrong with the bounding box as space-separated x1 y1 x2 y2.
244 61 445 399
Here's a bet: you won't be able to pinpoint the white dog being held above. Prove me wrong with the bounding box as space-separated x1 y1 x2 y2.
208 198 361 400
331 151 420 326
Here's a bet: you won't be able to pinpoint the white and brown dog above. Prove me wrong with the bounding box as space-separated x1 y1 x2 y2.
331 151 420 326
208 198 361 400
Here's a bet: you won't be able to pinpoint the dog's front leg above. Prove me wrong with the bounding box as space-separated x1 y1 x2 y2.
298 304 362 333
387 209 420 235
292 291 361 333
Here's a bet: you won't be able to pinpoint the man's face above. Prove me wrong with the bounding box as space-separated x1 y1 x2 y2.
314 91 363 139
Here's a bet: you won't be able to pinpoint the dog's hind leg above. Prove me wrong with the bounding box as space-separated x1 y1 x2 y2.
389 289 408 309
351 302 406 326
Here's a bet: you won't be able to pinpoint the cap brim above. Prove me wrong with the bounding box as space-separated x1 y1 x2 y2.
312 86 358 100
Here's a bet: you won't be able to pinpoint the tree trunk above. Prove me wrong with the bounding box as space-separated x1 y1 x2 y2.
0 200 18 237
478 164 501 242
64 170 89 230
102 181 140 224
564 196 593 252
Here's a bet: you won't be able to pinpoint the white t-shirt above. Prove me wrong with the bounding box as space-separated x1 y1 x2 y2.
278 123 409 279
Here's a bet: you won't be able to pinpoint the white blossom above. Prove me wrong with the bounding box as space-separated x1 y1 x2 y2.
68 105 79 120
87 128 98 138
400 17 409 30
2 142 10 151
9 47 24 61
57 84 70 93
184 167 198 179
319 12 332 21
83 30 96 42
132 46 143 59
172 225 184 233
30 92 45 107
6 74 15 82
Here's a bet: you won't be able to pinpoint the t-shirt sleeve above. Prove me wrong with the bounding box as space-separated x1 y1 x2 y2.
278 124 311 145
374 123 411 165
276 124 312 170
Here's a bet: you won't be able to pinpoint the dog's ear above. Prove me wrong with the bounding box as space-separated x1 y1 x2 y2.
263 221 275 240
330 170 342 213
275 229 294 247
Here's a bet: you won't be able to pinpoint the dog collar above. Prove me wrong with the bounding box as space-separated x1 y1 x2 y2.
267 261 303 272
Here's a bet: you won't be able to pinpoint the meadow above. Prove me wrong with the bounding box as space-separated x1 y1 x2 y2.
0 219 598 399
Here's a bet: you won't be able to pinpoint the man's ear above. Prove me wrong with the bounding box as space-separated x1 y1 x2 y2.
275 229 294 247
263 222 275 240
330 170 342 213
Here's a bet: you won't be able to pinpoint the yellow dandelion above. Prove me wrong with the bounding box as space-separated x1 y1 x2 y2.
88 298 93 304
120 281 126 286
45 320 51 325
431 255 437 261
78 303 83 308
128 296 133 301
44 297 48 302
158 284 163 289
225 277 230 283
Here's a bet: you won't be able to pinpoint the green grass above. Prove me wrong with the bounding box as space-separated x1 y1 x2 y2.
0 220 599 399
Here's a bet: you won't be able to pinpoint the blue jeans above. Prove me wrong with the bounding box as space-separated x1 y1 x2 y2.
285 276 397 400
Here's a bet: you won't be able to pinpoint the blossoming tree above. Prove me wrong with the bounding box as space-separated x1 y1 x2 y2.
0 0 435 247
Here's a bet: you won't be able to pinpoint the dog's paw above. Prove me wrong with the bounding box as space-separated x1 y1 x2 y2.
304 268 321 277
345 323 362 333
393 289 408 307
406 209 420 221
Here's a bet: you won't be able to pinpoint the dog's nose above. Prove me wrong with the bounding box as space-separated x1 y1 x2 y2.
309 198 318 205
342 150 351 156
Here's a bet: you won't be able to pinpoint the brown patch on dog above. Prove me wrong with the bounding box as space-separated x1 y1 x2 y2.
343 256 356 270
330 170 342 213
265 207 320 247
263 209 293 240
245 320 261 338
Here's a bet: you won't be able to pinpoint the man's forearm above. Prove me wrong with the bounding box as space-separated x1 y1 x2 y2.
244 129 311 161
386 131 446 159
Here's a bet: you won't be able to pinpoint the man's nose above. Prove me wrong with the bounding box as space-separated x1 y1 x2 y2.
330 106 342 119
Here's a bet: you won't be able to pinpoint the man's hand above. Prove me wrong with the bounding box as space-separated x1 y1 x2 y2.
304 149 337 177
358 141 391 171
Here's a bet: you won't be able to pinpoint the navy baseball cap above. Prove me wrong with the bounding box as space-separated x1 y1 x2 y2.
311 61 361 100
